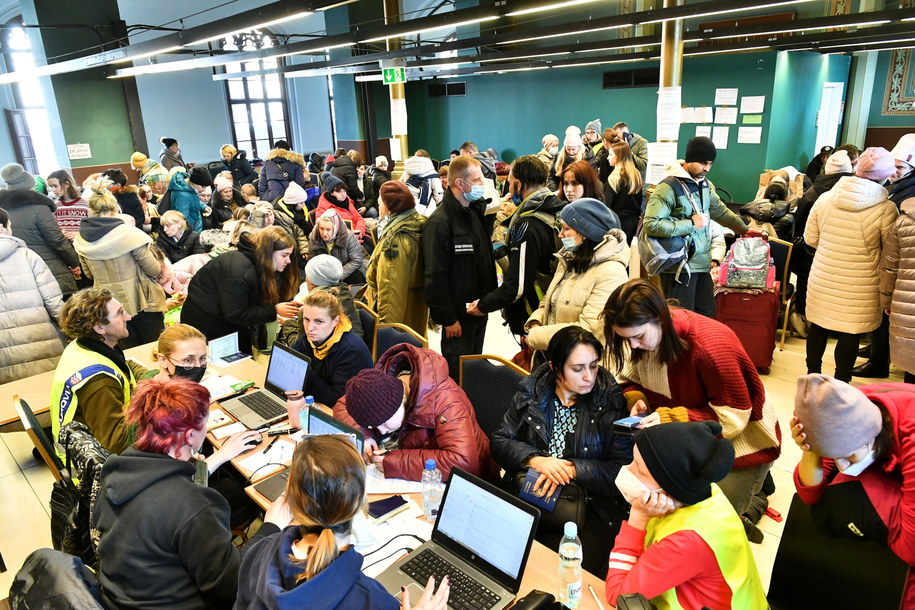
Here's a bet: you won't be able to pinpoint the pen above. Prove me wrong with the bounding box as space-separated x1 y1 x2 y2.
262 436 279 455
268 427 295 437
588 584 605 610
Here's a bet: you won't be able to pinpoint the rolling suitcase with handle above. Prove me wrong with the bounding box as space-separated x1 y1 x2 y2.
715 282 780 373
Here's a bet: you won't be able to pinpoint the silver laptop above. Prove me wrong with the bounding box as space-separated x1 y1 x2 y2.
219 343 310 430
376 468 540 610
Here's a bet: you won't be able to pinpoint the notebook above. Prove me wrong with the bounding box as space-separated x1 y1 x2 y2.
376 468 540 610
218 343 310 430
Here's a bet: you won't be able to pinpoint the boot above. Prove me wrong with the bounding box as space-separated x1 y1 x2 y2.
858 345 871 359
851 361 890 378
741 516 764 544
790 312 809 339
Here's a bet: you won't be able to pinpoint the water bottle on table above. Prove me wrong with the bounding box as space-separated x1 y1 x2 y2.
421 459 443 523
558 521 583 608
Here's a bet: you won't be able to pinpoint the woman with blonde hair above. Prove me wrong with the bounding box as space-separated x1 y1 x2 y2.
605 137 644 243
220 144 257 186
156 210 206 263
549 126 594 191
182 226 301 354
235 435 449 609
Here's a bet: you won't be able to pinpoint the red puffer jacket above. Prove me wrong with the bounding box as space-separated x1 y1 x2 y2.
333 343 499 482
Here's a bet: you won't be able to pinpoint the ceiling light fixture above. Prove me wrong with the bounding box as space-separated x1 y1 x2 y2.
707 19 891 40
477 65 550 74
184 10 314 47
361 15 500 43
498 22 633 45
817 36 915 50
574 41 662 53
554 57 651 69
505 0 604 17
642 0 816 24
685 44 770 56
111 46 184 64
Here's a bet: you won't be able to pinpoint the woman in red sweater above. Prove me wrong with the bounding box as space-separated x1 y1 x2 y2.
602 279 781 518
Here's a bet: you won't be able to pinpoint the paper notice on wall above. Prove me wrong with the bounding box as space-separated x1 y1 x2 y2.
696 125 712 138
740 95 766 114
694 106 714 124
737 126 763 144
715 107 738 125
656 86 682 141
67 143 91 160
646 141 679 186
389 137 403 162
714 88 739 106
390 98 408 134
680 107 695 124
712 126 730 150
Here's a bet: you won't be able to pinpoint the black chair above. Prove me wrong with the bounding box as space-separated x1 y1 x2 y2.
350 283 368 302
374 323 427 361
767 494 909 610
768 237 795 350
354 301 378 357
459 355 529 440
15 395 64 481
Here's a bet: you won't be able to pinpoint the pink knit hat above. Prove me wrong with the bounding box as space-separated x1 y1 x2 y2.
213 176 233 192
854 147 895 183
793 374 882 458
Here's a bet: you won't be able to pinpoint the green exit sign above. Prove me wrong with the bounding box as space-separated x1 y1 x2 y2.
383 67 407 85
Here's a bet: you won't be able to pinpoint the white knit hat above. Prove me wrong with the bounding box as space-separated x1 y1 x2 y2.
825 150 852 174
564 126 583 148
891 133 915 167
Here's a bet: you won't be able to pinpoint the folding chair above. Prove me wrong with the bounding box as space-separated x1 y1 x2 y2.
375 323 427 361
768 236 795 350
14 395 64 481
459 355 529 439
354 301 378 357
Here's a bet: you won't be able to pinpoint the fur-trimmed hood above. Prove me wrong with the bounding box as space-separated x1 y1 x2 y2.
265 148 306 168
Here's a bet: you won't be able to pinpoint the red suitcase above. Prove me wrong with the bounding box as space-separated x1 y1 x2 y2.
715 282 780 373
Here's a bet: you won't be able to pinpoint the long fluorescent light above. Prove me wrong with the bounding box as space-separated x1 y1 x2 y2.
817 36 915 50
498 22 632 45
707 19 891 40
685 45 770 56
361 16 499 43
111 46 183 64
554 57 651 69
642 0 816 24
477 65 550 74
184 10 314 46
506 0 604 17
477 51 571 62
575 42 662 53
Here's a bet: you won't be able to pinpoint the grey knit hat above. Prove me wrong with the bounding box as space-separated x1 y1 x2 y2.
321 172 345 194
794 374 882 458
1 163 36 190
305 254 343 287
559 197 620 242
586 118 602 134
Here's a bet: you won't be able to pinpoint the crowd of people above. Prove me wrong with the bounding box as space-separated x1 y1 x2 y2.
3 123 915 609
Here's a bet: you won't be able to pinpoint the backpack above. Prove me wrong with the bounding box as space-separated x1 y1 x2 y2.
637 178 697 279
718 235 775 289
405 173 434 210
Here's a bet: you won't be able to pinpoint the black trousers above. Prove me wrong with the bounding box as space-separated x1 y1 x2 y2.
659 271 716 318
441 314 487 381
122 311 165 349
806 323 863 382
864 311 890 367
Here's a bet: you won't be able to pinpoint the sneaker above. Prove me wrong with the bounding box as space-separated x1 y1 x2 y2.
790 312 809 339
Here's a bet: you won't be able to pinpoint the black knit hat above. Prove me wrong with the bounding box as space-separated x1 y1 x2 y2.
684 136 717 163
345 369 405 429
634 421 734 505
160 137 177 148
321 171 345 194
189 166 213 188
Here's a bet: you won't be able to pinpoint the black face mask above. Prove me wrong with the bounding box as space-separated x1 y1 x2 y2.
173 365 207 384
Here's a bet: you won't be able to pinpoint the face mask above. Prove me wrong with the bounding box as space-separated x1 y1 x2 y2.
615 465 659 504
173 365 207 384
561 236 579 250
464 183 486 202
549 147 559 155
838 449 876 477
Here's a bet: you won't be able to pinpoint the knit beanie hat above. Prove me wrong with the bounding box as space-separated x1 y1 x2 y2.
160 137 177 149
824 150 852 174
684 136 717 163
635 421 734 505
214 176 234 193
891 133 915 168
542 134 558 148
586 118 602 134
855 147 895 183
284 182 308 205
559 197 621 241
379 181 415 214
304 254 343 287
188 166 213 188
1 163 35 190
321 171 345 193
345 369 405 429
130 151 148 170
495 161 511 177
564 126 583 149
793 374 882 458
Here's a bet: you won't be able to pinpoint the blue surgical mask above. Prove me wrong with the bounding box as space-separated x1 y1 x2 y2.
464 184 486 202
561 236 579 250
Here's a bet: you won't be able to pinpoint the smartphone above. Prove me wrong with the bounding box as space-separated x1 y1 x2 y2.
367 495 410 523
613 414 647 436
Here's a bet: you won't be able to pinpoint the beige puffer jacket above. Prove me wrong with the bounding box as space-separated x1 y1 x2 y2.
524 228 630 350
805 176 898 334
880 211 915 373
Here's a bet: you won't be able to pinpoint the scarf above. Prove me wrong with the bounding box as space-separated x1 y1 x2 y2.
308 314 353 359
379 209 413 238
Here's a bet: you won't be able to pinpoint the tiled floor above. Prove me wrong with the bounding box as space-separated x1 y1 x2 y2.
0 314 900 597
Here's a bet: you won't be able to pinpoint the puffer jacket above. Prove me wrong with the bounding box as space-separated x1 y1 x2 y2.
793 171 851 239
258 149 307 202
74 217 165 316
0 234 64 383
525 229 630 351
332 343 500 482
491 363 633 525
625 132 648 174
806 175 898 334
222 150 258 186
401 156 444 215
880 210 915 373
0 189 78 296
155 228 205 263
168 172 208 233
307 209 367 278
643 163 747 273
315 191 367 238
327 155 364 202
366 210 427 337
890 171 915 207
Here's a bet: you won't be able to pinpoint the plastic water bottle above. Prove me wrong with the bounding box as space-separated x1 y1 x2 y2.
421 459 443 523
302 395 314 431
558 521 583 608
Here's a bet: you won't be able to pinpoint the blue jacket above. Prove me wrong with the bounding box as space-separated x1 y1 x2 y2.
234 527 399 610
168 172 208 232
291 331 373 406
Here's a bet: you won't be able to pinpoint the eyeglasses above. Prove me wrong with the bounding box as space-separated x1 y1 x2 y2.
104 309 129 323
167 356 208 370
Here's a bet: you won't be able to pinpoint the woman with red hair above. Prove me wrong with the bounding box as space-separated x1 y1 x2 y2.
558 160 606 204
93 377 292 610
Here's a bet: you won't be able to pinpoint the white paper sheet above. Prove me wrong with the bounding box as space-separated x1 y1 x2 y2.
680 107 695 124
646 141 679 186
714 87 739 106
356 501 434 578
391 98 408 134
740 95 766 114
212 421 246 439
714 107 738 125
390 137 403 162
712 126 730 150
365 464 424 494
694 106 714 124
200 375 245 401
656 86 682 141
696 125 712 138
236 439 295 478
206 408 232 431
737 126 763 144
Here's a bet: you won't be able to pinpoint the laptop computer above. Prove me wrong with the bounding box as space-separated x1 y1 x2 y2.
219 342 310 430
376 468 540 610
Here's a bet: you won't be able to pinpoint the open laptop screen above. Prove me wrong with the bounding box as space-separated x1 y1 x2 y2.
264 343 310 396
307 408 364 455
436 470 537 581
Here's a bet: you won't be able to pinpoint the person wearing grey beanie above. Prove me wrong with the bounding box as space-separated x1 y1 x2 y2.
304 253 343 288
1 163 36 190
584 119 603 156
606 420 768 608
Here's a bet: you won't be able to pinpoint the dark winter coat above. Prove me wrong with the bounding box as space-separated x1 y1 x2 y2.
333 343 500 482
156 228 206 263
222 150 258 186
793 171 851 240
307 218 367 280
159 147 186 171
370 166 392 195
328 155 364 202
93 448 278 610
890 172 915 207
291 330 373 406
114 186 146 229
0 188 78 296
258 149 307 202
491 363 633 525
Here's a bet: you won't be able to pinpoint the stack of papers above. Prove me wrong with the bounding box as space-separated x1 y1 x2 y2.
236 439 295 479
366 464 424 494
